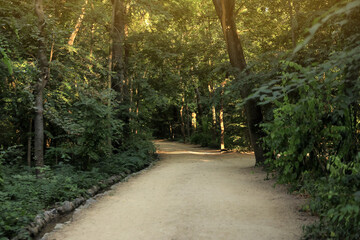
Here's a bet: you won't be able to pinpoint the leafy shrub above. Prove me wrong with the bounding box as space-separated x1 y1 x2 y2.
0 152 154 240
303 156 360 239
254 39 360 239
261 54 359 183
191 132 212 146
45 87 123 170
0 145 25 165
108 134 156 173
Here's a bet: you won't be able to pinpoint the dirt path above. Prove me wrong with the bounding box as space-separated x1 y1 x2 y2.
46 140 312 240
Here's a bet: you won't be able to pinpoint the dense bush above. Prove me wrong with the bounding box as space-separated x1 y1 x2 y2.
45 86 124 170
302 156 360 239
190 132 215 147
0 142 156 239
255 39 360 238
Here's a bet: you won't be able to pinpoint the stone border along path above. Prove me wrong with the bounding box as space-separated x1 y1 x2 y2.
11 157 158 240
43 140 315 240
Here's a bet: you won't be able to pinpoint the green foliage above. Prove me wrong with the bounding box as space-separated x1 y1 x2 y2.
260 41 360 182
190 132 215 147
0 151 3 189
0 148 156 239
190 116 219 148
294 0 360 54
45 86 123 170
1 0 359 239
0 47 13 75
302 156 360 239
255 17 360 239
0 165 86 239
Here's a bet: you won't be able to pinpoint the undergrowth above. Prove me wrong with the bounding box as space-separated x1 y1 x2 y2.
0 141 156 240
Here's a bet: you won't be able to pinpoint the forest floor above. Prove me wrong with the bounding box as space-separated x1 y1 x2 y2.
45 140 314 240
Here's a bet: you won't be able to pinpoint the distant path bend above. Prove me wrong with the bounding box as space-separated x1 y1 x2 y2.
46 140 311 240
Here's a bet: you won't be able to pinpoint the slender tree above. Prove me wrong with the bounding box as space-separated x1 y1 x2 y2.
34 0 49 173
68 0 88 46
212 0 265 164
111 0 126 96
219 80 226 151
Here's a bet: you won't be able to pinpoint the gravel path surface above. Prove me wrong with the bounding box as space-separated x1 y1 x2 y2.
46 140 312 240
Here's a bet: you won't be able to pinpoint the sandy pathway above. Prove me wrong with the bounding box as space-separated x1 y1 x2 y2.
46 140 311 240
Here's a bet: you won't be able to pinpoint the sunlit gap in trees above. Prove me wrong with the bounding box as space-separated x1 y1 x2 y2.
156 150 219 155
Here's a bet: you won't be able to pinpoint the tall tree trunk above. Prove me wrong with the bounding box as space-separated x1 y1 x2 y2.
195 86 203 121
68 0 88 46
191 112 197 132
89 1 95 59
123 3 130 103
34 0 49 174
135 87 139 134
90 24 95 58
212 0 265 164
288 0 298 49
111 0 125 98
107 36 113 152
186 103 191 138
219 81 225 150
169 123 174 140
208 83 217 142
180 95 186 143
27 118 32 168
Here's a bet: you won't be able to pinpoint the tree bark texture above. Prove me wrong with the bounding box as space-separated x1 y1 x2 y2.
34 0 49 173
186 104 191 138
111 0 126 97
219 84 225 150
212 0 265 164
195 86 203 118
68 0 88 46
27 118 33 168
180 95 186 143
208 84 217 142
288 0 299 49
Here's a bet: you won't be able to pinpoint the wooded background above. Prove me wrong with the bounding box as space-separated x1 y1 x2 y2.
1 0 360 239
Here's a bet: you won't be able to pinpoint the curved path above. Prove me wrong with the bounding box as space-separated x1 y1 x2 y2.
46 140 311 240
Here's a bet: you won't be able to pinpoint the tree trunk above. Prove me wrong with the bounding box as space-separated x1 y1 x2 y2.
180 95 186 143
219 82 225 151
208 83 217 142
135 87 139 134
191 112 197 132
89 1 95 58
212 0 265 164
90 24 95 58
186 103 191 139
68 0 88 46
107 31 113 152
195 86 203 118
27 118 32 168
111 0 126 98
169 123 174 140
34 0 49 175
288 0 298 49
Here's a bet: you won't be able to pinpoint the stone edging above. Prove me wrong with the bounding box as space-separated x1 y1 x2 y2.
11 157 158 240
